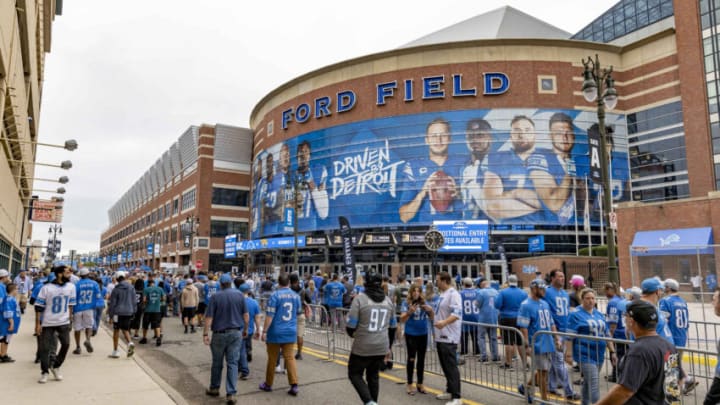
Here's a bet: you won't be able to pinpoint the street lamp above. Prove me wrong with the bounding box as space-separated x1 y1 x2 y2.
48 224 62 263
184 215 200 269
4 138 79 151
16 175 69 184
581 54 619 284
7 159 73 170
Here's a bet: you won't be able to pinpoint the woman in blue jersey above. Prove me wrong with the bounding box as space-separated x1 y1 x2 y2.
565 289 617 405
400 285 434 395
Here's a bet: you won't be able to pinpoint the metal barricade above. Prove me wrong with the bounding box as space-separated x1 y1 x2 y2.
689 320 720 352
303 303 333 360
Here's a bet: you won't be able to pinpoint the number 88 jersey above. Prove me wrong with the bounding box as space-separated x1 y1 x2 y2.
347 294 397 357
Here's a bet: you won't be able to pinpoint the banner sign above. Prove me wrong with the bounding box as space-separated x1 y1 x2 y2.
339 216 357 282
362 233 394 245
528 235 545 252
30 199 64 223
396 232 426 245
236 236 306 252
433 220 490 252
305 236 327 246
587 124 602 184
251 108 629 239
224 234 237 259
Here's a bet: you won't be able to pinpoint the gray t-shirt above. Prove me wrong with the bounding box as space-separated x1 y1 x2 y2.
347 293 396 356
195 282 206 302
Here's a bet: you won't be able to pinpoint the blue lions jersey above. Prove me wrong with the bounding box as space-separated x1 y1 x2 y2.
517 298 555 354
460 288 481 325
398 156 465 223
567 307 608 365
605 295 626 339
487 150 545 223
324 281 346 308
266 287 302 344
543 286 570 332
477 287 499 324
660 295 689 347
527 149 577 225
495 286 528 319
400 301 431 336
75 278 102 313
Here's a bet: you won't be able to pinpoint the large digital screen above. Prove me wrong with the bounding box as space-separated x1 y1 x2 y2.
251 108 629 239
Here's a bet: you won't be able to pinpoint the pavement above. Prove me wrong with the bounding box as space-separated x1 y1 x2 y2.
0 311 181 405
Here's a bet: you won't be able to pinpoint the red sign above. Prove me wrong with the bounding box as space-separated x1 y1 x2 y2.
195 260 203 269
30 199 64 223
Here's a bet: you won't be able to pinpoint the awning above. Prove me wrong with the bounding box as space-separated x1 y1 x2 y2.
630 227 714 256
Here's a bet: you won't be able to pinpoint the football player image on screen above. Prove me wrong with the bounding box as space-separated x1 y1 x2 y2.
526 112 580 225
262 152 284 235
484 115 544 223
399 118 464 223
251 157 267 234
294 141 329 228
460 119 492 220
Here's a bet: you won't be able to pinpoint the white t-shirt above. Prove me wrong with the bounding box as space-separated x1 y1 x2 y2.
37 282 77 327
433 287 462 344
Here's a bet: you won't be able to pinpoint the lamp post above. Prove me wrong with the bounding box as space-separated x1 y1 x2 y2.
48 224 62 264
185 215 199 270
581 54 619 284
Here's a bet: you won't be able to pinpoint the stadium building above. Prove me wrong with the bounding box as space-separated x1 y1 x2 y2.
243 0 720 285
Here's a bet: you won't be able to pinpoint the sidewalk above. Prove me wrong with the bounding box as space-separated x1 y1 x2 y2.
0 312 178 404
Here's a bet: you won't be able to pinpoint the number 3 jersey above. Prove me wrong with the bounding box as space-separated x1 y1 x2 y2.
347 293 396 356
36 282 77 327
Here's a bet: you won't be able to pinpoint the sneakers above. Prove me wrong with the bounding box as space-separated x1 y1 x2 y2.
127 342 135 358
684 380 700 395
436 393 452 400
50 366 63 381
132 334 140 340
287 384 299 396
84 340 94 353
565 392 581 400
139 337 148 344
38 373 48 384
518 384 533 403
499 363 515 371
275 365 285 374
259 382 272 392
0 355 15 363
109 350 120 359
295 353 303 360
445 399 462 405
240 373 249 380
226 394 237 405
72 347 82 355
246 353 252 362
205 387 220 397
156 336 162 347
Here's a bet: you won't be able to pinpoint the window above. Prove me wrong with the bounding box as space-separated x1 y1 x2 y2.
210 220 248 238
173 198 179 215
182 188 196 211
165 202 170 219
212 188 249 207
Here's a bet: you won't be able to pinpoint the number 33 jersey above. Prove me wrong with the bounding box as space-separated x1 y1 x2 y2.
37 282 77 327
347 294 396 356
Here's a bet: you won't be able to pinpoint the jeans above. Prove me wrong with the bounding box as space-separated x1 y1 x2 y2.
461 326 479 355
437 342 461 399
405 333 428 384
209 330 242 395
549 342 574 396
238 334 249 375
93 306 104 331
579 362 601 405
39 324 71 374
478 324 499 360
348 353 384 404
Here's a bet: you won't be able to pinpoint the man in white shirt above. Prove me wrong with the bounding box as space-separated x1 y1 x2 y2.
433 271 463 405
35 265 76 384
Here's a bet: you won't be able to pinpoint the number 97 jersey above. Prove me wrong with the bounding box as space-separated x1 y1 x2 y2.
347 293 397 357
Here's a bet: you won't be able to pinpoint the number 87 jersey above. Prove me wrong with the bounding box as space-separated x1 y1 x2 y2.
347 294 397 356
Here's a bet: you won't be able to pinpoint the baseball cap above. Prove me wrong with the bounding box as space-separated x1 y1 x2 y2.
626 299 659 328
220 273 233 284
462 277 474 287
626 286 642 300
238 283 251 292
0 269 8 278
570 275 585 288
530 279 547 289
507 275 518 286
641 277 664 294
78 268 90 276
664 278 680 292
115 271 126 279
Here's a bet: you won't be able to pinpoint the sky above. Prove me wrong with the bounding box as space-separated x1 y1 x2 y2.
31 0 619 256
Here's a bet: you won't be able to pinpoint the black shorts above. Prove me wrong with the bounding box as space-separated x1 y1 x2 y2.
499 318 523 345
142 312 162 330
197 302 207 316
182 307 196 319
130 310 144 330
113 315 133 331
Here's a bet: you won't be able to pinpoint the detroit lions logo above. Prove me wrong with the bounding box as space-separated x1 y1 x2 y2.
659 234 680 247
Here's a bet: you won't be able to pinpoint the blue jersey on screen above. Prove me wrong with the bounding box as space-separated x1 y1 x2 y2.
659 295 689 347
605 295 626 339
527 149 577 225
517 298 555 354
398 156 464 223
495 286 528 319
266 287 302 344
567 307 608 365
295 165 329 231
245 296 260 335
400 301 431 336
460 288 481 328
477 287 499 324
324 281 346 308
75 278 101 313
543 285 570 332
487 150 545 224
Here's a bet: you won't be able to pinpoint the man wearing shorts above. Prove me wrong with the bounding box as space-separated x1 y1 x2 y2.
517 279 560 403
494 275 528 370
107 271 137 358
181 279 199 334
72 268 102 354
141 279 165 346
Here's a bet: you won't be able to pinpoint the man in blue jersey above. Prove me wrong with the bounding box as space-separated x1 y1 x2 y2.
495 275 528 370
460 119 492 220
72 268 102 355
324 273 346 327
640 278 674 344
517 279 560 403
237 282 261 379
260 273 302 396
0 269 10 362
527 112 579 225
399 118 464 223
294 141 329 230
543 270 580 400
476 279 499 363
661 278 698 394
604 282 627 383
460 278 480 357
484 115 543 223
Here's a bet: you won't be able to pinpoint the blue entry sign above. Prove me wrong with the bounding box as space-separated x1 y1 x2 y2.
147 243 153 255
237 235 306 252
528 235 545 252
225 234 237 259
433 220 489 252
